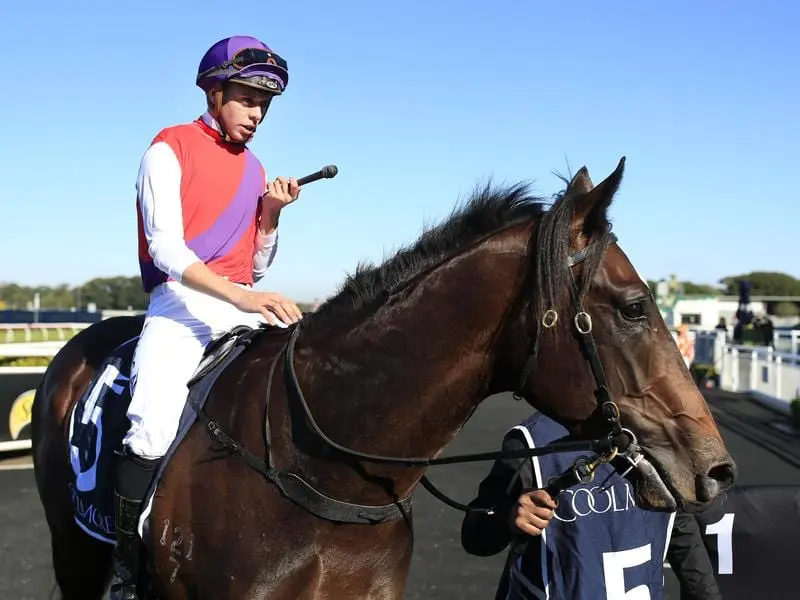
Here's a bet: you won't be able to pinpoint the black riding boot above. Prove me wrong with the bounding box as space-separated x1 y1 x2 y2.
109 450 160 600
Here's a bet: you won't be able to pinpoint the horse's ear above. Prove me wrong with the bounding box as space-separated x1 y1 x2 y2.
567 167 594 194
571 156 625 236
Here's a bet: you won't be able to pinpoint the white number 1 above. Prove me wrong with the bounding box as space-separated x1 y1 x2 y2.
704 512 735 574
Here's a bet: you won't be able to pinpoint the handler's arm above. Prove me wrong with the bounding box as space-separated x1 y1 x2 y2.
460 431 533 557
666 511 722 600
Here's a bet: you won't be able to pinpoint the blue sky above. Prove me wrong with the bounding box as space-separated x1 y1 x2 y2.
1 1 797 302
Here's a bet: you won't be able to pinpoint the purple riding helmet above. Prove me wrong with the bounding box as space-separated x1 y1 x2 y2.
196 35 289 96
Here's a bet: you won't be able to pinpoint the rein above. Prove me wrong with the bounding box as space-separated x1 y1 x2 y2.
198 231 643 524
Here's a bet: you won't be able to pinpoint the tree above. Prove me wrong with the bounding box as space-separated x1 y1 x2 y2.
719 272 800 297
682 282 722 295
644 279 722 297
79 277 148 310
773 302 800 317
0 283 33 309
41 284 77 309
0 277 149 312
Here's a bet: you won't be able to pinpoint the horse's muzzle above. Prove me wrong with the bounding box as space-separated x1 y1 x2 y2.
696 459 737 503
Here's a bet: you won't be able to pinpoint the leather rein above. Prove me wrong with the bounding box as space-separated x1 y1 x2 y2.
198 232 643 524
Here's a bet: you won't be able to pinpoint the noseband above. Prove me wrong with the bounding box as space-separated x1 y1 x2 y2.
198 232 643 524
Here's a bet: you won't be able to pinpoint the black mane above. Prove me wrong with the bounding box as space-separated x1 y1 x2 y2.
305 181 547 326
302 176 614 334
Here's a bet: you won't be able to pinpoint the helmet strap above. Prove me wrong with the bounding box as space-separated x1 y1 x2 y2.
206 86 253 145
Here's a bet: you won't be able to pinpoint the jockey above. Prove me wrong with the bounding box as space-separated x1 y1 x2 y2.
461 412 722 600
110 35 305 600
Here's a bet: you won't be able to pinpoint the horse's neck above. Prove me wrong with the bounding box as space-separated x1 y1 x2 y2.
294 226 532 500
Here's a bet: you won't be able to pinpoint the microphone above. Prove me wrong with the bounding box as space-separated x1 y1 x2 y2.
296 164 338 187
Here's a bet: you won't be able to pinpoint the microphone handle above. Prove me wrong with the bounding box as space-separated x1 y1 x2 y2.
296 165 338 187
296 170 327 186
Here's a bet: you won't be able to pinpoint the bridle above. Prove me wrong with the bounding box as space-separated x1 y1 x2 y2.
420 230 642 511
519 230 638 466
198 232 644 524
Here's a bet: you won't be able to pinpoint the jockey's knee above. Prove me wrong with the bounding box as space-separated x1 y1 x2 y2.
124 365 196 460
123 414 184 461
114 447 160 500
123 387 189 460
123 319 207 461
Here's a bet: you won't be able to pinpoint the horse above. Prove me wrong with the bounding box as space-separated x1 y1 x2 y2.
32 157 736 599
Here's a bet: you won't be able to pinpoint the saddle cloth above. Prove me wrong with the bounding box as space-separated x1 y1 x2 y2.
66 323 285 545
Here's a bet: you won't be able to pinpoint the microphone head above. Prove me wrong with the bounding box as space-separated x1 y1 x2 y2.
322 164 338 179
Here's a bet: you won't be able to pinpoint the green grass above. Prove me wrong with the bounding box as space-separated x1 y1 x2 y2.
0 327 84 365
0 356 51 367
0 327 84 344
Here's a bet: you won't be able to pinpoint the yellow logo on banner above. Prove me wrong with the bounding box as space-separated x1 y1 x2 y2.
9 389 35 440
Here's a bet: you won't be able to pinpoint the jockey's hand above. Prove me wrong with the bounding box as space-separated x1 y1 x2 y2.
263 176 300 209
234 289 303 326
510 489 558 537
259 176 300 233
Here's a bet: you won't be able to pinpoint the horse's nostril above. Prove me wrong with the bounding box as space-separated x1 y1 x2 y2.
696 462 736 502
709 462 736 489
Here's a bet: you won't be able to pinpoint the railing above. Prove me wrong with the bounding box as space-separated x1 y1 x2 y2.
774 329 800 355
0 341 68 360
720 346 800 402
0 322 90 343
695 330 800 415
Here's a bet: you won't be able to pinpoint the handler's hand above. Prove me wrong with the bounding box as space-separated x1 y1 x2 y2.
510 489 558 537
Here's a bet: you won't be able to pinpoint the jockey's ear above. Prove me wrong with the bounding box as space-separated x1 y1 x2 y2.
206 85 224 115
570 156 625 239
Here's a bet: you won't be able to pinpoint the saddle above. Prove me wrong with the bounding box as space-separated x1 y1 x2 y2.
66 322 279 545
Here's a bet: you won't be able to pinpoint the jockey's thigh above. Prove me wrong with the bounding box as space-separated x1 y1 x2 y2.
124 284 215 458
123 282 285 459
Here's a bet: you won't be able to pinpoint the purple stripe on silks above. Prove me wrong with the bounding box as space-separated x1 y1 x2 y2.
186 151 262 263
139 257 168 293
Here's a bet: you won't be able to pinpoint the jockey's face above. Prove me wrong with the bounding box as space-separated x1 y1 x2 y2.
216 82 273 143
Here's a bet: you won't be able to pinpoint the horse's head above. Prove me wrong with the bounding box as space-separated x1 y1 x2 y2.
500 157 736 512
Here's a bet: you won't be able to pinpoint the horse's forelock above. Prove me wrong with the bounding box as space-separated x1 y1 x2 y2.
530 190 616 351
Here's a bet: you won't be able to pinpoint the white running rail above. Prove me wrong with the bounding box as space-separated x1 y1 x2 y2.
695 330 800 415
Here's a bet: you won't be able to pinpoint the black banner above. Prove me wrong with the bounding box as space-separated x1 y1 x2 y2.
0 370 42 443
689 484 800 599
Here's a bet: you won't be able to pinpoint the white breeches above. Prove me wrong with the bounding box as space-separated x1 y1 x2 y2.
123 281 284 459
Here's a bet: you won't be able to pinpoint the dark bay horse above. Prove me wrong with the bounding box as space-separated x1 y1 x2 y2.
32 158 736 599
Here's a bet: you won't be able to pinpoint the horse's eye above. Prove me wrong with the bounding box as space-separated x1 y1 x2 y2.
620 300 647 320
